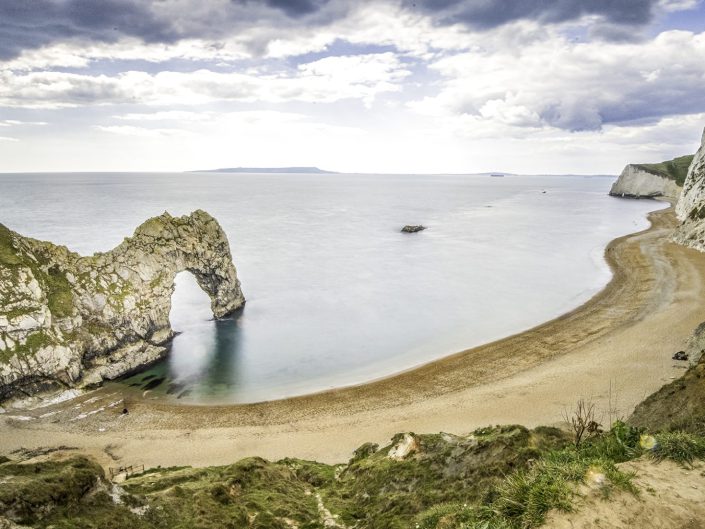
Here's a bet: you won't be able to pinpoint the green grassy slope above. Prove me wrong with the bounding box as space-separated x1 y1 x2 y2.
634 154 694 186
3 422 704 529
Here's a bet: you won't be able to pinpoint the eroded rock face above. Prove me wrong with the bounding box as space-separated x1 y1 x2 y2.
674 129 705 252
609 164 682 199
0 210 244 403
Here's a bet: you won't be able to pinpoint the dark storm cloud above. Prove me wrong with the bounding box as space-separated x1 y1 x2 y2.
406 0 657 29
0 0 178 60
0 0 334 61
0 0 667 63
259 0 330 17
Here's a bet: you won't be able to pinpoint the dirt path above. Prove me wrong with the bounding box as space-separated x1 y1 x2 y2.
545 459 705 529
2 205 705 469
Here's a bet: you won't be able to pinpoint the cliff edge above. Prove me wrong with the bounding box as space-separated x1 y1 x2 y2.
674 128 705 252
0 210 244 403
610 157 690 200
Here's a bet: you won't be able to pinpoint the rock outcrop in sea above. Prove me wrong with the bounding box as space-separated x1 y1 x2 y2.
609 164 682 199
0 210 244 403
674 128 705 252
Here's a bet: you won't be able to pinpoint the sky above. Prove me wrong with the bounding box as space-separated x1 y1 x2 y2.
0 0 704 174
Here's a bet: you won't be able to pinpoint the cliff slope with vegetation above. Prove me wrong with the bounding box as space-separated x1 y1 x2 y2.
0 210 244 404
1 420 704 528
675 129 705 251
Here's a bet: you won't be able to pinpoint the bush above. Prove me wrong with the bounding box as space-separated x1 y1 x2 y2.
417 503 511 529
651 432 705 465
493 466 574 527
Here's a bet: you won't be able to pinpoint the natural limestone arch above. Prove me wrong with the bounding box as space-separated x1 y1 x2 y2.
0 210 245 403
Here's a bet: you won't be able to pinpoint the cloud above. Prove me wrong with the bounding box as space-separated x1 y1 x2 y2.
410 29 705 132
0 120 48 126
0 0 178 61
2 3 466 70
258 0 331 17
113 111 215 121
405 0 658 29
0 0 349 63
3 0 693 67
0 53 410 108
0 136 19 142
94 125 191 137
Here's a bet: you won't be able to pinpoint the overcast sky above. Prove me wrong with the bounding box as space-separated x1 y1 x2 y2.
0 0 704 173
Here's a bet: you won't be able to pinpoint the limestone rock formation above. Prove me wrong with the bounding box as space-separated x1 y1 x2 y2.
674 129 705 252
401 225 426 233
0 210 244 403
609 164 682 199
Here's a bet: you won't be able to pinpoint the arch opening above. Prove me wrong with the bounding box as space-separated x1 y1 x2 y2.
169 271 213 331
166 271 217 383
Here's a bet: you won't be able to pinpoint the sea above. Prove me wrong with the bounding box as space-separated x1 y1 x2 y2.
0 172 665 403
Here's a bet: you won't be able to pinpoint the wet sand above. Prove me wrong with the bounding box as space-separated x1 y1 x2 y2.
2 204 705 469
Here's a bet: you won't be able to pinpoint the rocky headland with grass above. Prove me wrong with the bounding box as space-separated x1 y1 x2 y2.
0 210 244 404
609 153 693 199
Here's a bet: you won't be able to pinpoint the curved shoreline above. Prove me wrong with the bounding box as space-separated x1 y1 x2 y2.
129 202 676 419
3 203 705 467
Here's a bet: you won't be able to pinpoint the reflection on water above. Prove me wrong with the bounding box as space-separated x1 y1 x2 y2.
0 172 664 404
200 318 244 395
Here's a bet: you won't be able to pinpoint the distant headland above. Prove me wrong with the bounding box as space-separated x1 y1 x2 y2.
191 166 337 174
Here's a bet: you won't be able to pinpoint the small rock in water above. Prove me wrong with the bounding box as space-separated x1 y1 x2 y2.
672 350 689 361
401 225 426 233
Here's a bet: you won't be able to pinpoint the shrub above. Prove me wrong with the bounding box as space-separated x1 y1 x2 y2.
651 431 705 465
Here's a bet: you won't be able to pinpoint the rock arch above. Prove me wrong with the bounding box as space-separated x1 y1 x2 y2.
0 210 244 402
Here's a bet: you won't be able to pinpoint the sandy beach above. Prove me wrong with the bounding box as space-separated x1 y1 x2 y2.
2 203 705 469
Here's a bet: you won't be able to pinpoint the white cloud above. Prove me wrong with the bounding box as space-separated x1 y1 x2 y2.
0 3 474 73
410 29 705 132
2 37 252 72
113 111 215 121
0 120 48 127
94 125 192 138
658 0 702 11
0 136 19 142
0 53 411 109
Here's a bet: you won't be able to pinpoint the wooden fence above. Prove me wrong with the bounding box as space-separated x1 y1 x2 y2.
108 464 145 479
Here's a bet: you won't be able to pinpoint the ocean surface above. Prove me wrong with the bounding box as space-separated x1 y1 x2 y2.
0 172 664 403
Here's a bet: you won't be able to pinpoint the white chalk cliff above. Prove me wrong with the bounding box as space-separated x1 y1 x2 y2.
609 164 682 199
675 128 705 252
0 210 244 403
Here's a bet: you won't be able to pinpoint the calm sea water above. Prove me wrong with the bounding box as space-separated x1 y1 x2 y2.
0 172 663 403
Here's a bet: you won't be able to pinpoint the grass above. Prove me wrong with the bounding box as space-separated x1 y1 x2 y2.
0 223 23 266
0 456 106 525
0 223 75 320
1 424 703 529
635 154 695 186
650 431 705 466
